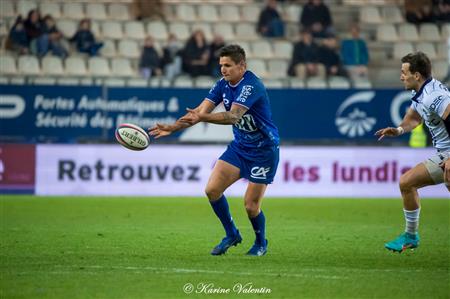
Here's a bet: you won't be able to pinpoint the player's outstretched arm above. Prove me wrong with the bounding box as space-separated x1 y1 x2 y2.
375 108 422 141
180 104 248 125
148 99 215 139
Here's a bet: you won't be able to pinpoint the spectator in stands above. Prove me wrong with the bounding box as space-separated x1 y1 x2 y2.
24 9 44 55
6 15 29 54
257 0 285 37
300 0 334 38
340 24 369 80
182 30 210 77
132 0 165 20
39 15 68 58
318 35 347 77
161 33 183 81
405 0 435 24
209 34 226 77
433 0 450 22
288 29 324 79
70 19 103 56
139 35 162 79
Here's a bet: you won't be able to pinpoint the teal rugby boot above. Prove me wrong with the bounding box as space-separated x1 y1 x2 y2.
385 232 420 253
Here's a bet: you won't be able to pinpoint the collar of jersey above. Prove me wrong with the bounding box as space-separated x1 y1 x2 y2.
411 77 433 103
227 73 246 88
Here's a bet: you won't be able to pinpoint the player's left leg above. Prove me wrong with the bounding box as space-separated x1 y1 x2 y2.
244 182 269 256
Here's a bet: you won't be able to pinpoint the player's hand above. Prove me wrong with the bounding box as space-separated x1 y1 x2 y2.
441 158 450 186
374 127 402 141
148 123 174 139
179 108 202 125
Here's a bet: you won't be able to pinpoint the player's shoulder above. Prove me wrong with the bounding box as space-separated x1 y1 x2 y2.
209 77 226 92
240 71 265 91
423 80 449 103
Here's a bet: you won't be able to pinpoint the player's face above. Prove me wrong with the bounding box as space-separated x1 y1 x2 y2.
400 63 420 91
219 56 246 85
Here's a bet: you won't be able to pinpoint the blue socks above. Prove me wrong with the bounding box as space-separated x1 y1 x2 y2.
249 211 266 245
210 195 238 237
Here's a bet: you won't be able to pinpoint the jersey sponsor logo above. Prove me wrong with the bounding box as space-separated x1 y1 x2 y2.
429 95 444 112
235 114 257 132
236 85 254 103
250 166 271 180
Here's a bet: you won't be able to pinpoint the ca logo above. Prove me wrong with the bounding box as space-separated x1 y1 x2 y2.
250 166 270 179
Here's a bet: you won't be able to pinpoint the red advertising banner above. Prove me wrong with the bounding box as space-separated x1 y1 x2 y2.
0 144 36 193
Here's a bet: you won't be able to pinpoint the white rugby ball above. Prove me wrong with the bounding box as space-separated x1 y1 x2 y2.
115 123 150 151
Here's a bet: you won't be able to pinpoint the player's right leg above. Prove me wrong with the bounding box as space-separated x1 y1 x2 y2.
385 161 438 253
206 159 242 255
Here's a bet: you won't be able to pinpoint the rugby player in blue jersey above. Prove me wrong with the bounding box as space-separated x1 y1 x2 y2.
149 44 280 256
375 52 450 253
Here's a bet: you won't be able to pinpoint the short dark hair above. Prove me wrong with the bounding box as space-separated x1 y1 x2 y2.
401 52 432 79
219 44 246 64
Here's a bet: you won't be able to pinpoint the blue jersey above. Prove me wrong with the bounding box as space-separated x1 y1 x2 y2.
206 70 280 149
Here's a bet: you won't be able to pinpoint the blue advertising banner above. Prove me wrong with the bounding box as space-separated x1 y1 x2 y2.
0 85 412 143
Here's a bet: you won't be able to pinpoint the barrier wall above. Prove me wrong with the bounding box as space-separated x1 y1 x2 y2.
0 85 412 143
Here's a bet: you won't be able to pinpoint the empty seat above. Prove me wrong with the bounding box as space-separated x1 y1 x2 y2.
353 78 373 89
251 40 273 58
90 21 101 38
240 4 260 22
18 55 40 75
267 60 288 78
195 76 215 88
1 0 16 17
432 60 448 80
57 77 80 85
39 2 61 18
88 57 110 76
118 40 140 58
235 23 258 41
65 57 87 76
219 5 240 22
10 77 26 85
17 0 38 17
111 58 134 77
264 79 284 88
398 24 419 41
284 4 302 23
381 6 403 23
393 42 414 59
102 21 123 39
360 7 382 24
419 24 441 42
289 78 305 88
168 22 190 40
175 4 197 22
127 78 148 87
42 56 64 75
108 3 130 21
328 76 351 89
104 78 126 86
33 77 56 85
239 41 253 58
62 3 84 19
124 21 146 40
213 23 235 41
86 3 107 20
80 77 93 86
306 77 327 89
376 24 398 41
57 20 77 38
198 5 219 22
147 21 168 41
173 76 194 87
416 42 437 59
0 77 9 84
442 23 450 38
246 59 268 78
0 55 17 75
273 41 293 59
100 40 117 57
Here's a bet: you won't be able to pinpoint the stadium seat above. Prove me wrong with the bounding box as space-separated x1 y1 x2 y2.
168 22 190 40
328 76 351 89
376 24 398 42
0 0 16 17
239 41 253 58
191 23 213 41
283 4 302 23
436 42 448 59
236 23 258 41
100 40 117 57
381 6 403 23
39 2 61 18
151 77 163 87
213 23 235 41
173 76 194 87
147 21 168 41
267 60 288 79
124 21 146 40
0 55 17 75
104 78 126 86
442 24 450 38
62 3 85 20
88 57 111 77
195 76 215 88
65 57 88 76
10 77 26 85
18 55 40 76
353 78 373 89
0 77 9 84
419 24 441 42
241 4 260 22
398 24 419 41
198 5 219 22
219 5 241 22
80 77 93 86
111 58 135 77
393 42 414 59
57 20 77 38
175 4 197 22
127 78 148 87
251 40 273 59
247 59 268 78
306 77 327 89
102 21 123 40
57 77 80 85
416 42 437 59
86 3 108 20
433 60 448 80
118 40 140 58
33 77 56 85
289 78 305 88
108 3 131 21
263 79 284 88
90 21 101 38
360 7 382 24
17 0 38 17
42 56 64 76
273 41 293 59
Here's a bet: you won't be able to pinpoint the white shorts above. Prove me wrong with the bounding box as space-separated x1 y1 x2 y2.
423 150 450 186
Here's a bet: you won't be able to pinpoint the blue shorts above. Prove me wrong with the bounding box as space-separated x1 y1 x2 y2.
219 142 279 184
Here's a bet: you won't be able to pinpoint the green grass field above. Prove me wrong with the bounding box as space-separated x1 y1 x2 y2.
1 196 449 299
